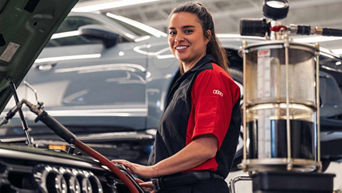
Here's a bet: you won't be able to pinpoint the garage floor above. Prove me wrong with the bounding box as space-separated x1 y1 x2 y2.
225 162 342 193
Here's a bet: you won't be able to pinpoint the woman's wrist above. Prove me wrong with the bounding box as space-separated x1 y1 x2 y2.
150 164 159 177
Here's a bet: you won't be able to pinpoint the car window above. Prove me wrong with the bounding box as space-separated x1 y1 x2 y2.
57 16 101 32
46 16 128 47
46 16 100 47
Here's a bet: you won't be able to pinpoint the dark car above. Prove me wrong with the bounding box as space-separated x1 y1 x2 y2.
0 11 253 164
0 0 148 192
1 11 177 164
2 3 342 174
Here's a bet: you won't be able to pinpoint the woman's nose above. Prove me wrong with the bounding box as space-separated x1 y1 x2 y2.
174 33 184 43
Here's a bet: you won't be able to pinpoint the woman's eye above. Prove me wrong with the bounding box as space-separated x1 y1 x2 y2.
184 29 193 34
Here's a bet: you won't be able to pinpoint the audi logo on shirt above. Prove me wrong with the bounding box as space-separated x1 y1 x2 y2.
213 89 223 97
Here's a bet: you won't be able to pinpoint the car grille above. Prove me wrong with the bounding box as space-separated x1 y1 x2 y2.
0 146 131 193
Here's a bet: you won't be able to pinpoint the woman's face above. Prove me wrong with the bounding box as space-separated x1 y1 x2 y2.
168 12 210 68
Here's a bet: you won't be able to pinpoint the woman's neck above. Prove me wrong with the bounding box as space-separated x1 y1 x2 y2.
181 54 206 73
182 62 195 73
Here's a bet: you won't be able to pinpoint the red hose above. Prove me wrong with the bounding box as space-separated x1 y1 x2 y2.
270 25 288 32
20 100 139 192
74 139 139 193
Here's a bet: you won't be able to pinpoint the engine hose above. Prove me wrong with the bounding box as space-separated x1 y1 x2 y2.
74 139 140 193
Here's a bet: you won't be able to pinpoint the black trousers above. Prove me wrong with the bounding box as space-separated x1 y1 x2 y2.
157 178 229 193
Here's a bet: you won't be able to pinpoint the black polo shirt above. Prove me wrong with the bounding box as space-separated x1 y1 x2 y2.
148 54 241 178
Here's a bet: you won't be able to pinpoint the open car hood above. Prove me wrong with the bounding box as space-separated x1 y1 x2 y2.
0 0 78 113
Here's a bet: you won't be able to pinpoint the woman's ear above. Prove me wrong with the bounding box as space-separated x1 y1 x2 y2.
206 30 212 42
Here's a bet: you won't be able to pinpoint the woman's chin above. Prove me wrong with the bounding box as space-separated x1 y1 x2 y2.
176 55 189 63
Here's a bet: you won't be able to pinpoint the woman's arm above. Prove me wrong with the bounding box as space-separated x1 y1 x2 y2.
113 134 218 179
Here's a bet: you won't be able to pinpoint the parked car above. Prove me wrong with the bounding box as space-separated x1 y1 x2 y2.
0 0 145 192
1 2 342 177
0 11 255 164
1 11 176 164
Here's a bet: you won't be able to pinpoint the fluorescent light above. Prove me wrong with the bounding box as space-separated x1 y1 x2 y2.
293 36 342 43
331 49 342 55
35 54 101 63
54 63 146 73
46 108 147 117
51 31 80 39
72 0 160 12
106 12 166 38
216 34 243 38
217 33 265 40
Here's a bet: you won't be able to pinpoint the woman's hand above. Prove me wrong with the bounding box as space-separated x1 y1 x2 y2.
111 159 157 179
133 178 154 193
111 160 156 192
139 181 154 193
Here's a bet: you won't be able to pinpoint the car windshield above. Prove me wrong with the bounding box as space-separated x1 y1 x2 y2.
47 16 102 47
46 12 166 47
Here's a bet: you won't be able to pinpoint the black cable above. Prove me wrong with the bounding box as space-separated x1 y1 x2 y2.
322 28 342 36
8 79 32 145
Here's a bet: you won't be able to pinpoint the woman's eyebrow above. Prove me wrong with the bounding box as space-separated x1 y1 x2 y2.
182 25 195 29
168 25 196 30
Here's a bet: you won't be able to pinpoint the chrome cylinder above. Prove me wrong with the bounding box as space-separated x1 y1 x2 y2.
241 40 321 172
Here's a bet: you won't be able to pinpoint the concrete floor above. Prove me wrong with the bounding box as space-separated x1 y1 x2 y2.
226 162 342 193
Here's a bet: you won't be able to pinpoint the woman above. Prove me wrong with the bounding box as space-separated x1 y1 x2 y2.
113 2 241 193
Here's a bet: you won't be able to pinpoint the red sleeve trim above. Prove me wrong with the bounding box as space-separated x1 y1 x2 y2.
190 64 239 148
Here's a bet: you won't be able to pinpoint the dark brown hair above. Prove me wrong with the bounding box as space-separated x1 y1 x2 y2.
170 1 229 73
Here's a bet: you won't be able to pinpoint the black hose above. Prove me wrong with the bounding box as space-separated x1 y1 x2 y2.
322 28 342 36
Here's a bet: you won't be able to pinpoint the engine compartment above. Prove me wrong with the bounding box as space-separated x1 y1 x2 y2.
0 144 132 193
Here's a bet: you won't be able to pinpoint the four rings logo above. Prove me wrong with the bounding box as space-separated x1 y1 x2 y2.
213 89 223 97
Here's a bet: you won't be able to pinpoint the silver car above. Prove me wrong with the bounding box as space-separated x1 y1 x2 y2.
2 11 342 169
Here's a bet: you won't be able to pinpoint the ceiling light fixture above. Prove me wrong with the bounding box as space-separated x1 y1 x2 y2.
72 0 160 12
294 36 342 43
106 13 166 38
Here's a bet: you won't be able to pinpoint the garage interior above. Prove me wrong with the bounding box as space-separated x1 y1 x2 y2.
72 0 342 192
2 0 341 192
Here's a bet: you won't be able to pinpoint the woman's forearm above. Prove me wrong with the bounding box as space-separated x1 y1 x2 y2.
152 135 218 177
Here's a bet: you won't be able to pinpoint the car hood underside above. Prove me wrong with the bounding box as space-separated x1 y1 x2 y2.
0 0 78 113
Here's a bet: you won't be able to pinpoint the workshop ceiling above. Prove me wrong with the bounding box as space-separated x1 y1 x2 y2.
74 0 342 51
75 0 342 33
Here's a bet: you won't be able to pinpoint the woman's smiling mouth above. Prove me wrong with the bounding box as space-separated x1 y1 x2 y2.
175 45 188 52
